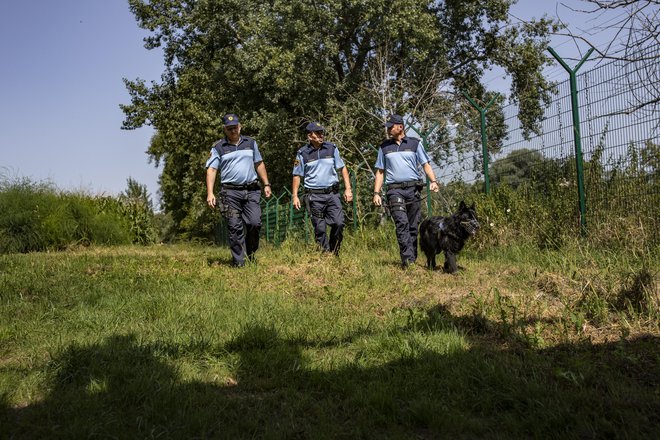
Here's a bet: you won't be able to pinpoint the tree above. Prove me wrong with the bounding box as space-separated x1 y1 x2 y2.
491 148 545 188
121 0 559 236
490 148 578 196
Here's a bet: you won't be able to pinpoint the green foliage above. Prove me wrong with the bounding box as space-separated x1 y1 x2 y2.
491 148 548 189
0 177 66 253
153 211 177 243
0 176 139 253
122 0 558 236
118 177 158 245
436 136 657 252
63 194 132 246
435 179 573 250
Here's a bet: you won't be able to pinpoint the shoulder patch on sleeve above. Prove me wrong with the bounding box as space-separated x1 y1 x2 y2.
293 159 300 167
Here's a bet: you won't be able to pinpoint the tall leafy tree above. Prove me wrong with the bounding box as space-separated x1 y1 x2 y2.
121 0 558 236
491 148 552 189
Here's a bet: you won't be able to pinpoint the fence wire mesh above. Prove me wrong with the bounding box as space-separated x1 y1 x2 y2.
443 46 659 233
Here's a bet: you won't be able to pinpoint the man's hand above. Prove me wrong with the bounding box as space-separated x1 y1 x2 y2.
293 195 301 210
207 194 216 208
430 181 439 192
263 186 272 198
373 193 382 207
344 188 353 203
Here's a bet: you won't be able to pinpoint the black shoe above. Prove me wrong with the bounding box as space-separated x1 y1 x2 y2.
231 261 245 268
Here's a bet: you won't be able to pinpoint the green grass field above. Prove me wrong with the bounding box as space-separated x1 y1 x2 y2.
1 231 658 439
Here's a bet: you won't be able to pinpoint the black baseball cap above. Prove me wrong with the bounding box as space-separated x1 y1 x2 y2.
305 121 325 132
222 113 240 126
384 114 404 128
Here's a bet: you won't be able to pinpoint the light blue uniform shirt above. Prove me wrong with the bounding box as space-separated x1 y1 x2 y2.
205 136 263 185
293 142 345 189
374 136 430 184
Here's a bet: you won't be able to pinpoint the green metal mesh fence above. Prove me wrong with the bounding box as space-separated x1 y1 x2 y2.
261 188 308 245
442 46 659 233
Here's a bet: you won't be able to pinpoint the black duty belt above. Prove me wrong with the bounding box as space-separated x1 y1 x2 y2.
222 181 260 190
387 180 423 190
306 184 339 194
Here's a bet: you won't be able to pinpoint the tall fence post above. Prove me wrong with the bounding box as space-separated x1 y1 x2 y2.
264 197 272 241
288 188 294 231
407 122 439 216
350 170 358 230
548 46 593 235
463 92 498 195
274 197 280 246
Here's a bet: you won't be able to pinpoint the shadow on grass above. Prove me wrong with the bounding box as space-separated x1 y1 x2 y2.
2 315 659 439
411 303 564 341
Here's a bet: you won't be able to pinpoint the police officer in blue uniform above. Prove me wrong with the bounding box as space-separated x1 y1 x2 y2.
373 114 439 268
292 121 353 255
206 114 272 267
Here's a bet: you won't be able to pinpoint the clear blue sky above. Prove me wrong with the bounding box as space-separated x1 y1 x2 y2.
0 1 163 199
0 0 619 205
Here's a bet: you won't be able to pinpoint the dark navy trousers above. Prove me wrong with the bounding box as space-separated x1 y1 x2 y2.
387 187 421 264
307 192 344 254
220 188 261 265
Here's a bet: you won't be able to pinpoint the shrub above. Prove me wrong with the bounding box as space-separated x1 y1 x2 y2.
0 176 132 253
0 177 63 252
118 178 157 245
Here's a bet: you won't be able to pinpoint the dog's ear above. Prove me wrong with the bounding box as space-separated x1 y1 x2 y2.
470 202 476 210
459 200 466 210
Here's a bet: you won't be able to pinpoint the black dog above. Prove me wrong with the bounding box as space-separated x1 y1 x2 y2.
419 201 480 273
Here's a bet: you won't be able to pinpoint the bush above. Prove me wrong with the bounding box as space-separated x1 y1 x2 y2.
0 177 65 252
118 178 158 245
0 176 132 253
61 194 128 245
